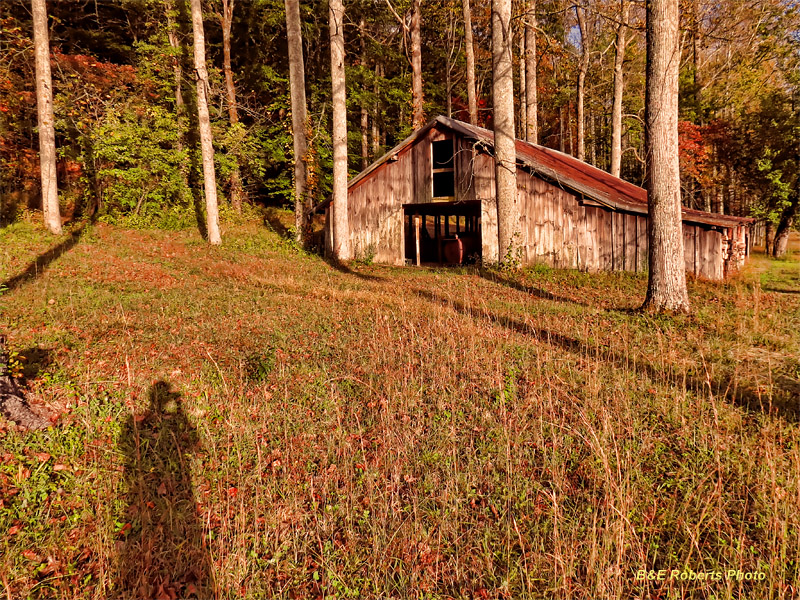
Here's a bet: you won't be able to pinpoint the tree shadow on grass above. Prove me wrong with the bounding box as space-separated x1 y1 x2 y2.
324 257 386 282
479 269 593 307
416 289 800 423
263 209 385 282
1 225 86 293
263 209 291 239
115 380 212 599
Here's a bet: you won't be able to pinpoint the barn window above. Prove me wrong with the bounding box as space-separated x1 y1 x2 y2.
432 139 455 199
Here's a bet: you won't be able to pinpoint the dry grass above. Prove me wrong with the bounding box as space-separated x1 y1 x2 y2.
0 211 798 599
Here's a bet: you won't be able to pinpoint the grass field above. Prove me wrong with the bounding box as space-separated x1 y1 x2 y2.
1 210 798 599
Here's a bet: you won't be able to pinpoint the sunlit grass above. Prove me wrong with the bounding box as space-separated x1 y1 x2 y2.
1 212 798 599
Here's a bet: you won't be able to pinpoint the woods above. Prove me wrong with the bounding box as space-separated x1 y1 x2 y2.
1 0 797 261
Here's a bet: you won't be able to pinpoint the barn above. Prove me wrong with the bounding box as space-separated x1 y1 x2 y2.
321 116 752 280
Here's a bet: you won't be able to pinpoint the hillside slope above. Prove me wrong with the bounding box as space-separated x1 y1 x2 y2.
0 212 798 599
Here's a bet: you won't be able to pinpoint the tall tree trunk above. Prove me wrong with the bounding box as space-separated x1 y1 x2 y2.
575 2 588 162
372 62 381 156
410 0 424 128
568 101 574 155
524 0 537 144
492 0 518 264
32 0 61 234
772 198 798 257
764 221 774 252
330 0 350 260
190 0 221 245
463 0 478 126
610 0 629 178
642 0 689 313
285 0 310 244
519 31 526 137
219 0 244 213
359 17 370 168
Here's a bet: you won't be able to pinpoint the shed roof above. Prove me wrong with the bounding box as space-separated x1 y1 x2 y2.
335 116 752 229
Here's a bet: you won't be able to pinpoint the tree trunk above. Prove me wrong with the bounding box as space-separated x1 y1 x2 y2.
492 0 518 264
519 30 526 137
410 0 424 128
372 62 381 156
463 0 478 126
219 0 244 213
575 2 588 162
190 0 221 245
359 17 370 169
330 0 350 260
772 198 798 257
772 223 792 258
32 0 62 234
568 101 574 155
764 221 774 252
285 0 310 244
642 0 689 313
524 0 537 144
610 0 628 178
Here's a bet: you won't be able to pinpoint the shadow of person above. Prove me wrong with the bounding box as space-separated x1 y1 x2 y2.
115 380 213 599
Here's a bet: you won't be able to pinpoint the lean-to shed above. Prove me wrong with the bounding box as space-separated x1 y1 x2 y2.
321 116 752 280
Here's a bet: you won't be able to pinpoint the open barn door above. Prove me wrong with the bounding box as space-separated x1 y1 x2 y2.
403 201 482 266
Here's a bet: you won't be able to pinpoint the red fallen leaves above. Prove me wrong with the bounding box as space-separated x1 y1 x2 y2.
22 549 40 562
8 523 23 535
33 452 51 463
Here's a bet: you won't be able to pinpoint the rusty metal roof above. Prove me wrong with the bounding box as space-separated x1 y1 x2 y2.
437 116 753 229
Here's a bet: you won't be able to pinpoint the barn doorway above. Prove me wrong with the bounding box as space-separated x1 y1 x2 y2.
403 201 482 266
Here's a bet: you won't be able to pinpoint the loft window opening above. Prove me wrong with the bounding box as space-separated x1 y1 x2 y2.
432 139 455 199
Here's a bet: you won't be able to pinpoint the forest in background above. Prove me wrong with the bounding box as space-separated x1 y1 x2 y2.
0 0 798 251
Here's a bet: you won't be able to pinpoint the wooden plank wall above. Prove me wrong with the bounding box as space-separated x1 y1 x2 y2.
346 145 413 266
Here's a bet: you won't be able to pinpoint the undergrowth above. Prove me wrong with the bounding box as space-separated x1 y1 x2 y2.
0 213 798 599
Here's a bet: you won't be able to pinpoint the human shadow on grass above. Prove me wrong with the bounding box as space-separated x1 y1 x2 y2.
115 380 212 599
416 289 800 423
1 224 86 293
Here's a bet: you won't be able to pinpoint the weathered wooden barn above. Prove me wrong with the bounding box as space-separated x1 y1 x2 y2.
322 116 752 280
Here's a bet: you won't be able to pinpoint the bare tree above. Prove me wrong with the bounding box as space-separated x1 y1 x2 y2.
463 0 478 125
217 0 244 213
32 0 61 234
575 1 589 162
492 0 518 264
190 0 221 245
524 0 538 143
610 0 629 178
285 0 310 244
643 0 689 312
330 0 350 260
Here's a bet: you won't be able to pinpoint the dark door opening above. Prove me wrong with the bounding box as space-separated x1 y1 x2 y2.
403 201 482 266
